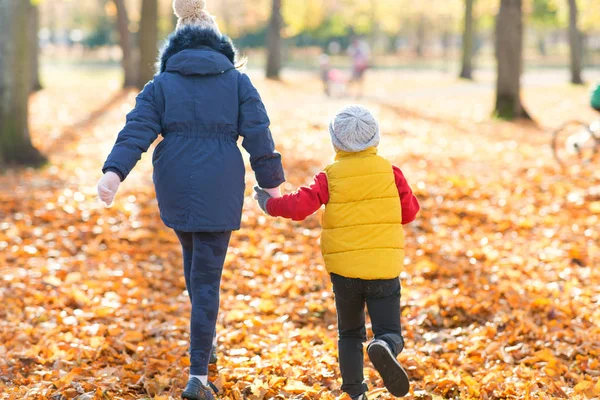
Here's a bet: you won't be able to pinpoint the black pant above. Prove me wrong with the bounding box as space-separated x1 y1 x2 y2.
331 273 404 397
175 231 232 375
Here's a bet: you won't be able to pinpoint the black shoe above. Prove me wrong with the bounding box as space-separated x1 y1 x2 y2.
367 339 410 397
182 378 216 400
351 394 368 400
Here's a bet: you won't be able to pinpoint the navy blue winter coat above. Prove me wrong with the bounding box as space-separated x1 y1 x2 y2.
103 27 285 232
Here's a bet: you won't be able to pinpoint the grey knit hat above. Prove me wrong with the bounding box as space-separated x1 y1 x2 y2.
329 105 380 152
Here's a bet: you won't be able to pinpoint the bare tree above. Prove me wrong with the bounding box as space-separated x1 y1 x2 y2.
415 15 426 58
113 0 137 87
266 0 283 80
29 2 42 92
0 0 46 167
567 0 583 85
138 0 158 88
494 0 529 120
459 0 475 79
219 0 233 35
369 0 378 49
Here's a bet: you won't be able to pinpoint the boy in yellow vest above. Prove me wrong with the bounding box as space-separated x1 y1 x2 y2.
255 105 420 399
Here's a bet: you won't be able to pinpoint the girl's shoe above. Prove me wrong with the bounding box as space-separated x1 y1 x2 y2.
209 346 218 364
367 339 410 397
182 377 216 400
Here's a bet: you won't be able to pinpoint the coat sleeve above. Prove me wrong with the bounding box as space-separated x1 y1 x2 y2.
393 166 420 224
238 73 285 189
266 172 329 221
102 81 162 181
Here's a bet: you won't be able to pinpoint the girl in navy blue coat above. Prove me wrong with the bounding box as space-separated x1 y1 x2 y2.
97 1 285 398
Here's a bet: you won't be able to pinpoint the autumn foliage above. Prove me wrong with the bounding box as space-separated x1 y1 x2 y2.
1 71 599 399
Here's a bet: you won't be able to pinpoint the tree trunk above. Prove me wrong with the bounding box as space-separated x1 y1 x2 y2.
138 0 158 88
113 0 137 87
442 30 450 73
29 2 42 92
219 0 233 35
582 33 589 68
459 0 475 79
537 36 547 57
266 0 283 80
0 0 46 167
494 0 530 120
369 0 378 50
415 16 426 58
567 0 583 85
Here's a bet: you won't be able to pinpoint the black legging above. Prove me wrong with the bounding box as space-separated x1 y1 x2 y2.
175 231 231 376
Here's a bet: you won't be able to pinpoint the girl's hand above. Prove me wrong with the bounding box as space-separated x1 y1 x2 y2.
253 186 272 215
97 172 121 206
263 186 282 199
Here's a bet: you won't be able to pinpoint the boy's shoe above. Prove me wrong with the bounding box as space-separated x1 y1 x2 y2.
351 394 368 400
367 339 410 397
182 377 216 400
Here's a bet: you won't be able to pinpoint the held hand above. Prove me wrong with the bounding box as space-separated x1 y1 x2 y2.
97 171 121 206
253 186 272 215
263 186 282 198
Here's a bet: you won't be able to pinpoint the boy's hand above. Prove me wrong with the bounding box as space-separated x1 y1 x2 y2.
253 186 272 215
97 171 121 206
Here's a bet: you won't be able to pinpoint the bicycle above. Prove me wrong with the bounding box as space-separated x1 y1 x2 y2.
552 118 600 167
553 86 600 167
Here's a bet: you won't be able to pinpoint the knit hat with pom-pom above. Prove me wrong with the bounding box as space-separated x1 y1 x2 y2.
173 0 220 33
329 105 380 152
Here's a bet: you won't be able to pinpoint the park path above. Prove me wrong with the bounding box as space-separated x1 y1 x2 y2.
1 69 599 399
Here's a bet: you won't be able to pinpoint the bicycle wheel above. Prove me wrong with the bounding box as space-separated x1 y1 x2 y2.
552 120 597 167
589 120 600 164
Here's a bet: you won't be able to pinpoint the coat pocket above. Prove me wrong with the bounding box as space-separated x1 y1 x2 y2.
152 138 166 164
152 137 190 225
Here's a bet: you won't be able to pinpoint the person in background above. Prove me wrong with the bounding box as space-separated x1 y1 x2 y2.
591 83 600 112
319 53 332 97
348 37 371 98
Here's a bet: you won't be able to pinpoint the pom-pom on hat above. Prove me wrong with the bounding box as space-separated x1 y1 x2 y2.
173 0 220 33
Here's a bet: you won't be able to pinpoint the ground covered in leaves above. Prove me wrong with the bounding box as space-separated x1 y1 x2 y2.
1 67 599 399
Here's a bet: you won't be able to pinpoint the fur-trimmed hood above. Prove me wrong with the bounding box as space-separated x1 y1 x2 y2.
157 26 238 74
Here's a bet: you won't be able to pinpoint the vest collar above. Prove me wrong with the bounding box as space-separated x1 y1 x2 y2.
335 147 378 160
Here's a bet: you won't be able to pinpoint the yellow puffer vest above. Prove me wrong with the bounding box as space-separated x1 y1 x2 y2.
321 148 405 280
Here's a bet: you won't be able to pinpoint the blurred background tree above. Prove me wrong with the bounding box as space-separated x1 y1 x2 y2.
138 0 158 87
112 0 138 87
266 0 283 79
566 0 583 84
529 0 559 58
460 0 476 79
495 0 529 120
1 0 600 167
24 0 600 76
0 0 47 167
29 0 43 92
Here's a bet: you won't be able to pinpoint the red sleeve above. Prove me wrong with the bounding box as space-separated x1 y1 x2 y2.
266 172 329 221
393 166 420 224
